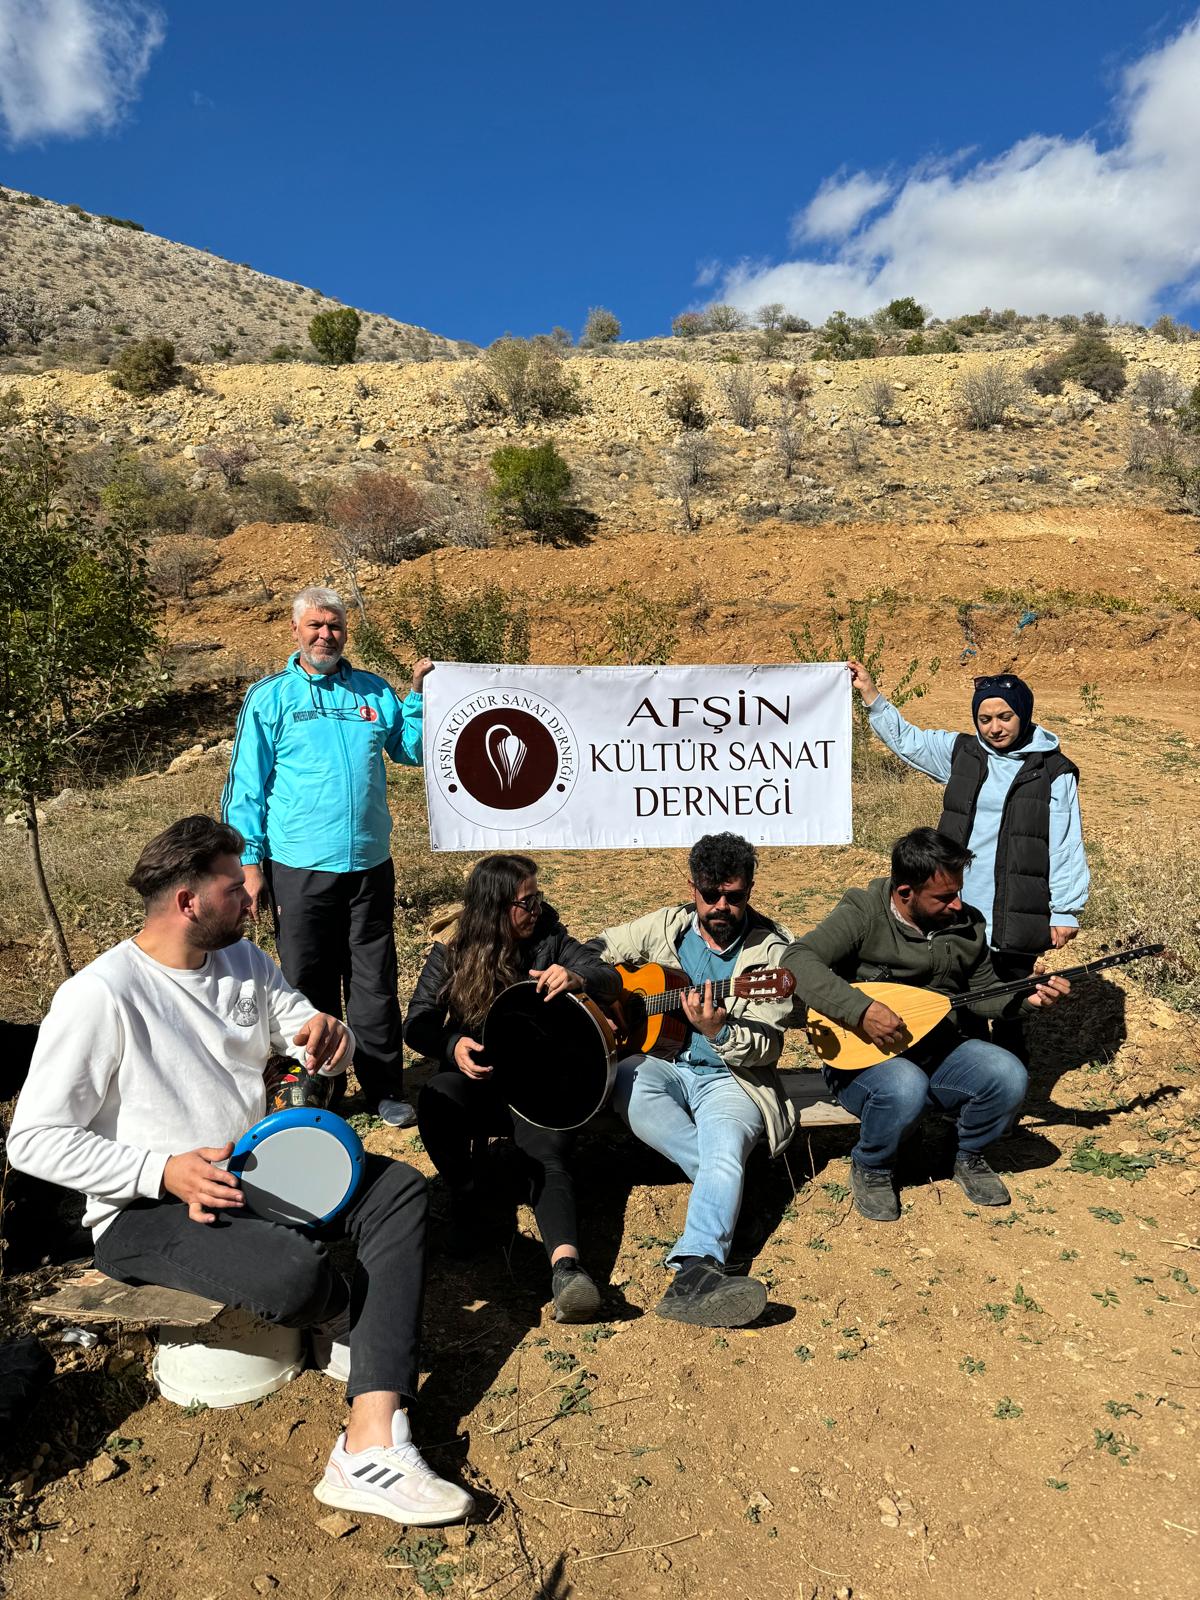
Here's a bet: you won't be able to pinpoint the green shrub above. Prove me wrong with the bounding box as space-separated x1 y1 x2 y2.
779 313 811 333
99 214 144 231
665 374 707 430
239 471 308 523
1058 332 1127 400
929 328 960 353
490 440 574 537
268 343 302 362
904 332 926 355
99 455 194 533
1151 313 1181 342
883 296 926 330
1026 357 1065 396
107 337 180 397
308 307 361 364
790 594 940 737
812 310 878 362
1176 383 1200 434
363 569 530 670
580 306 621 346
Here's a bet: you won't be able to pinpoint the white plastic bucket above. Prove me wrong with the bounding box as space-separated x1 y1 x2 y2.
153 1308 303 1409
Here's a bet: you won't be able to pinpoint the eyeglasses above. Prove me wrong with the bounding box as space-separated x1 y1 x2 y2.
512 890 544 914
973 675 1018 691
692 882 750 907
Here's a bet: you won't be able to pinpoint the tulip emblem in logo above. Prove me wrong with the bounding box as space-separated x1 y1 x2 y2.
485 724 527 792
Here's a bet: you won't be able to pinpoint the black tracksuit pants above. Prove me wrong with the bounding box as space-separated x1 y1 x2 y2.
268 857 403 1108
417 1071 579 1257
95 1156 427 1403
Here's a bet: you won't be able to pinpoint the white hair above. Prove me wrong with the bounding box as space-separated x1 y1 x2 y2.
292 586 346 624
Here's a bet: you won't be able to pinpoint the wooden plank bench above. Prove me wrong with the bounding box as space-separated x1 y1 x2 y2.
28 1268 224 1329
780 1071 860 1128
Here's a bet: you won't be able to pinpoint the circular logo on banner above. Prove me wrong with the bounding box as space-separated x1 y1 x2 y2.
434 690 578 829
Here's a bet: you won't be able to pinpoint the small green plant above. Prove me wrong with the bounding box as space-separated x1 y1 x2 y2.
1071 1138 1154 1182
1104 1400 1139 1418
960 1356 986 1375
1079 681 1104 715
1093 1428 1138 1465
383 1535 457 1595
361 569 530 675
555 1371 595 1417
1046 1478 1069 1491
108 336 180 396
1089 1206 1125 1225
308 306 361 364
490 440 575 540
790 594 940 735
993 1397 1023 1420
1013 1284 1043 1314
1092 1287 1121 1307
820 1180 850 1202
181 1399 209 1418
1060 1248 1080 1261
227 1487 264 1523
582 1323 615 1346
543 1348 578 1373
793 1345 814 1362
105 1433 142 1454
983 1303 1009 1323
712 1334 729 1350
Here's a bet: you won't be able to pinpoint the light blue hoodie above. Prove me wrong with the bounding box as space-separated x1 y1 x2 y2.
867 696 1089 944
221 653 424 874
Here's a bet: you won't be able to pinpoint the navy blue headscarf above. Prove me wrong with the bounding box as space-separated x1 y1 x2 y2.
971 674 1036 750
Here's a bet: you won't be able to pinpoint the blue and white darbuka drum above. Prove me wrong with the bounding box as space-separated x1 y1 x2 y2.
228 1106 365 1229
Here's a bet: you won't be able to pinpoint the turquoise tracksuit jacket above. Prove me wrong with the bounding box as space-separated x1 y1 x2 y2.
221 652 424 874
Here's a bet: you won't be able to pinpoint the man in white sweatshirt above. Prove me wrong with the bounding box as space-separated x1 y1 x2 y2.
8 814 472 1529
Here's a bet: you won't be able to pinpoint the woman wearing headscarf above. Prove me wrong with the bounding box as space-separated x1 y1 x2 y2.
404 853 620 1322
847 663 1089 1056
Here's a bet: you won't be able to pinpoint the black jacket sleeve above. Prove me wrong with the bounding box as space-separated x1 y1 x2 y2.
547 925 622 1003
403 944 468 1069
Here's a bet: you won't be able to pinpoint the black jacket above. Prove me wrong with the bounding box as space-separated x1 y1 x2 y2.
404 904 621 1070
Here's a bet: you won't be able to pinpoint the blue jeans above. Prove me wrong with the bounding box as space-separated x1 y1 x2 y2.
611 1054 764 1267
824 1037 1027 1172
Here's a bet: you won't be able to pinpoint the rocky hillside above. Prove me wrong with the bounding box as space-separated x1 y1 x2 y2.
0 186 466 369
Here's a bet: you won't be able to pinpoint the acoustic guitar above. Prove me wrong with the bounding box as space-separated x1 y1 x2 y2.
803 944 1165 1072
614 963 796 1060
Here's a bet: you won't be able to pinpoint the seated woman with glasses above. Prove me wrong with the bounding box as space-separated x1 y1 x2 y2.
845 660 1089 1057
404 853 620 1321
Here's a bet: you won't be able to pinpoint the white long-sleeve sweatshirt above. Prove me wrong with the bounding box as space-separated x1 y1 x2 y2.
6 938 352 1236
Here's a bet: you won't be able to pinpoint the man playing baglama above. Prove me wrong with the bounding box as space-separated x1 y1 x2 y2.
594 832 795 1328
781 827 1069 1223
7 816 472 1528
222 585 431 1127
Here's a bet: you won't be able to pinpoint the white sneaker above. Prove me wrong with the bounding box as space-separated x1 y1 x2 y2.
310 1305 351 1383
314 1410 473 1526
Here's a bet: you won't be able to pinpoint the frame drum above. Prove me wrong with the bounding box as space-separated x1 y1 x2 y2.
483 981 618 1131
227 1106 365 1229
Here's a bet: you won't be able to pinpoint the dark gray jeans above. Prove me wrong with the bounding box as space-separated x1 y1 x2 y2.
95 1155 426 1402
268 856 403 1109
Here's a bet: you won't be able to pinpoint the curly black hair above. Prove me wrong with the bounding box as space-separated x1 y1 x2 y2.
688 832 758 889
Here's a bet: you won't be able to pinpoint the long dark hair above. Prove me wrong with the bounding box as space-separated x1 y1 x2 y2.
440 853 539 1027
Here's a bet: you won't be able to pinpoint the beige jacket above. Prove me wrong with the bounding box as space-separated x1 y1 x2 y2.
594 904 796 1156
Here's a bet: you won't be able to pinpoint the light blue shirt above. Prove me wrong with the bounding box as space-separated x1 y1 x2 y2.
676 916 745 1071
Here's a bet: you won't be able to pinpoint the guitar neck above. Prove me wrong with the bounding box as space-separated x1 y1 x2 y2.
948 946 1163 1010
642 976 735 1017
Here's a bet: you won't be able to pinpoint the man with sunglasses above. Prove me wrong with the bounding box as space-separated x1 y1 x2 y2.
222 587 434 1128
592 833 795 1328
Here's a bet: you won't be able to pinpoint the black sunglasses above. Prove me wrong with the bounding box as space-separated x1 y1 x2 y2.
973 675 1019 691
512 890 544 913
692 882 750 907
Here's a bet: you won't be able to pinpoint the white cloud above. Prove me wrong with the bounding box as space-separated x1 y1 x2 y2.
792 170 893 244
0 0 165 144
710 14 1200 325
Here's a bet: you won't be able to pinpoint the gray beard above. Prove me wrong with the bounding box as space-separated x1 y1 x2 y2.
301 647 343 674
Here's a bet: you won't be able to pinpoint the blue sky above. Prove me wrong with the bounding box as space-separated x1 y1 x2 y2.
2 2 1200 343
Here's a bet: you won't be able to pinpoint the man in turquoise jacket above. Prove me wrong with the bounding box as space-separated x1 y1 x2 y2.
222 586 431 1126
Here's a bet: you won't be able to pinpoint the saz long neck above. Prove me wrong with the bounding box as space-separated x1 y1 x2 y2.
948 945 1163 1010
642 976 736 1017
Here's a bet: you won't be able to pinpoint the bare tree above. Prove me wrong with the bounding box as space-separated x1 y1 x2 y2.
719 365 763 428
1131 368 1184 422
197 437 256 486
860 377 895 421
148 537 218 600
770 392 807 480
676 431 716 488
957 363 1021 429
665 460 699 531
756 302 786 331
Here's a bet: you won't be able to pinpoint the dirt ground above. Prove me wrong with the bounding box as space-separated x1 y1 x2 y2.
2 507 1199 1600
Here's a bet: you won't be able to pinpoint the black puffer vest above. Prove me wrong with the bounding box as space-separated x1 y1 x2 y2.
937 734 1078 956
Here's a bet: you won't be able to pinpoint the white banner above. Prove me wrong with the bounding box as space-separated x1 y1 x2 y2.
423 663 852 851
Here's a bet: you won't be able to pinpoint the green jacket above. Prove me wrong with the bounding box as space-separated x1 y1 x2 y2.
782 877 1027 1035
